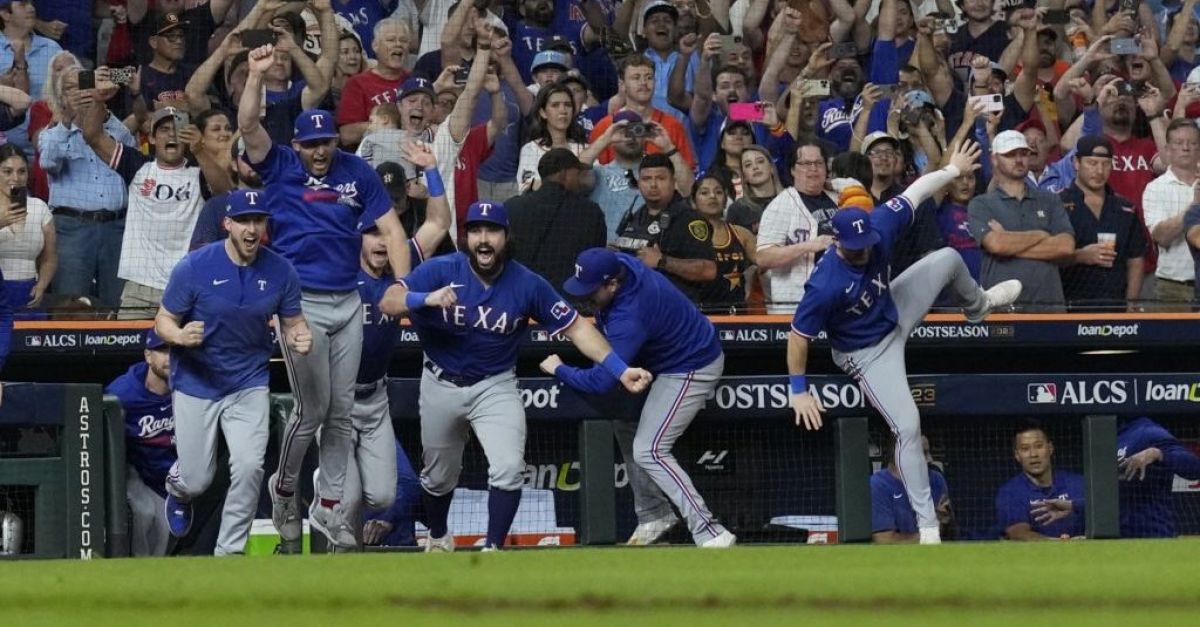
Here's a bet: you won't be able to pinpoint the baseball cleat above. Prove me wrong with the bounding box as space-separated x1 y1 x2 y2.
269 472 301 542
164 493 192 538
425 533 456 553
699 530 737 549
966 279 1022 323
919 527 942 545
626 513 680 546
309 502 357 550
480 545 500 553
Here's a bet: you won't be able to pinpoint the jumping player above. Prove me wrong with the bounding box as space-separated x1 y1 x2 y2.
237 44 411 550
316 141 452 548
379 201 653 551
542 247 737 548
156 189 313 556
106 329 175 556
787 141 1022 545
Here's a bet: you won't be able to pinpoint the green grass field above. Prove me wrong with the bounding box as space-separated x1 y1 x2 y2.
4 541 1199 626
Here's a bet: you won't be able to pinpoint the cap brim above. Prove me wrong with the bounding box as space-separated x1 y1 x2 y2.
229 210 270 218
563 277 600 297
294 132 339 142
839 230 882 251
534 63 569 73
995 147 1033 155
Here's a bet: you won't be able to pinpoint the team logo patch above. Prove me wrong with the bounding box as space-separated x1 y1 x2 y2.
550 301 571 320
688 220 709 241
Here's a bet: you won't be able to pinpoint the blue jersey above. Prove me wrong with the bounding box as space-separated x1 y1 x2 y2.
995 470 1086 539
791 196 914 352
871 468 948 535
509 21 584 84
356 239 423 384
401 253 578 379
334 0 394 58
161 242 303 400
252 144 392 291
106 362 175 498
556 254 722 394
1118 417 1200 538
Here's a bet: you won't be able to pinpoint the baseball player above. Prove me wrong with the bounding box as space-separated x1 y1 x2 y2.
105 329 175 556
542 248 736 548
314 141 452 548
1118 417 1200 538
237 44 411 550
378 201 652 551
788 141 1022 545
156 189 313 556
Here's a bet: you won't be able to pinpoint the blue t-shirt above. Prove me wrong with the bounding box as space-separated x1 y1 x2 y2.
475 83 522 184
161 242 303 400
335 0 395 58
556 254 722 394
934 199 982 282
1118 417 1200 538
791 196 914 353
356 239 422 384
251 144 392 291
401 253 578 378
508 20 584 85
871 468 948 535
106 362 175 498
995 470 1086 539
190 192 230 251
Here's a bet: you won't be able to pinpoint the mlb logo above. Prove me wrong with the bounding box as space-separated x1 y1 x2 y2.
719 330 735 341
26 336 41 347
1027 383 1057 404
531 330 549 342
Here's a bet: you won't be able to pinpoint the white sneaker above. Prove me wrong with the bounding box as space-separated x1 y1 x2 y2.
268 472 301 542
699 530 737 549
425 533 456 553
480 545 499 553
309 502 357 550
966 280 1023 323
919 527 942 545
626 514 680 546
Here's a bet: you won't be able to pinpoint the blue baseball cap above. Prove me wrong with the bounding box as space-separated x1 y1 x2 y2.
398 76 435 101
225 189 269 218
531 50 572 74
145 328 167 350
293 109 338 142
465 201 508 229
564 248 622 296
832 208 881 250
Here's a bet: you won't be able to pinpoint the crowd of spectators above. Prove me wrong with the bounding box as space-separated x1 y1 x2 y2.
5 0 1200 316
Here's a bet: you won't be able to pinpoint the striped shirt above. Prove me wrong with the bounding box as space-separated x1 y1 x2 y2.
1142 169 1196 281
757 188 827 314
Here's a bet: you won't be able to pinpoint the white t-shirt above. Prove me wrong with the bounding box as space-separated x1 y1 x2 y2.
757 188 826 315
0 197 52 281
516 141 586 193
118 159 205 290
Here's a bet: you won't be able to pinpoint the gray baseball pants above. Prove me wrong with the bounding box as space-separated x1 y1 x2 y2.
632 353 727 545
275 290 362 503
125 467 168 556
166 387 269 555
832 248 985 530
614 421 674 524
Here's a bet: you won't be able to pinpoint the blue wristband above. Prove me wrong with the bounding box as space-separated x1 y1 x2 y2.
601 353 629 379
789 375 808 395
424 168 445 198
405 291 429 310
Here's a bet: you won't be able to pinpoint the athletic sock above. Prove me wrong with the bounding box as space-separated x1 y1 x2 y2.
486 488 522 548
423 490 453 538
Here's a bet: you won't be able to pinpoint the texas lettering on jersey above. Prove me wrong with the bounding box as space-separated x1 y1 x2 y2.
440 304 522 335
844 269 892 316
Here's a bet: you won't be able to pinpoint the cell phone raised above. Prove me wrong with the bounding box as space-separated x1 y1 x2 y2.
829 42 858 59
241 29 279 50
77 70 95 90
969 93 1004 113
800 79 831 98
1042 9 1070 25
728 102 765 122
453 66 470 85
719 35 741 55
9 186 27 209
109 66 136 86
1110 37 1141 56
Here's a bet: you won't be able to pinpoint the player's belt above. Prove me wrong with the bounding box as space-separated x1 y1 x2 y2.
423 360 486 388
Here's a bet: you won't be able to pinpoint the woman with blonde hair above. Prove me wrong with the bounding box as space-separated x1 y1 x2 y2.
26 51 80 201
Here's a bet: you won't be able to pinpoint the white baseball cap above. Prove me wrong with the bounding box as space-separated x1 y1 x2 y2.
993 130 1032 155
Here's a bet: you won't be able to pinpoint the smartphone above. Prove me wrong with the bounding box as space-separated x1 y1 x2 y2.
1042 9 1070 25
78 69 95 90
728 102 765 122
969 93 1005 113
719 35 741 55
109 66 136 86
800 79 831 98
241 29 278 50
830 42 858 59
9 186 27 209
453 66 470 85
1110 37 1141 55
875 83 900 100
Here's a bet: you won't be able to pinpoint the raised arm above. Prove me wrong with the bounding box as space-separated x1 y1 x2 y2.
689 34 720 127
182 124 235 195
401 141 451 256
238 45 276 165
308 0 340 103
185 32 245 115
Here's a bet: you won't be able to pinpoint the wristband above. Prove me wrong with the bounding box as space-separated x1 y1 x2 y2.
424 167 446 198
405 291 429 310
601 352 629 379
789 374 808 395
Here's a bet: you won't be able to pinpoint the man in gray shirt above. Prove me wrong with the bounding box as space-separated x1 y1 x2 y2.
968 131 1076 311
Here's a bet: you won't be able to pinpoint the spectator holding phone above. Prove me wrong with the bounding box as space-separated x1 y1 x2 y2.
0 144 55 317
702 120 756 199
0 0 65 157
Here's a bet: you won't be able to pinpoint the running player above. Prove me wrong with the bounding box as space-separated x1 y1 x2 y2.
236 44 411 550
542 247 736 548
157 189 313 556
378 201 653 551
787 141 1021 545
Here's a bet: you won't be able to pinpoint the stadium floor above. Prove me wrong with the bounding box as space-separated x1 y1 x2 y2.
4 541 1199 626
